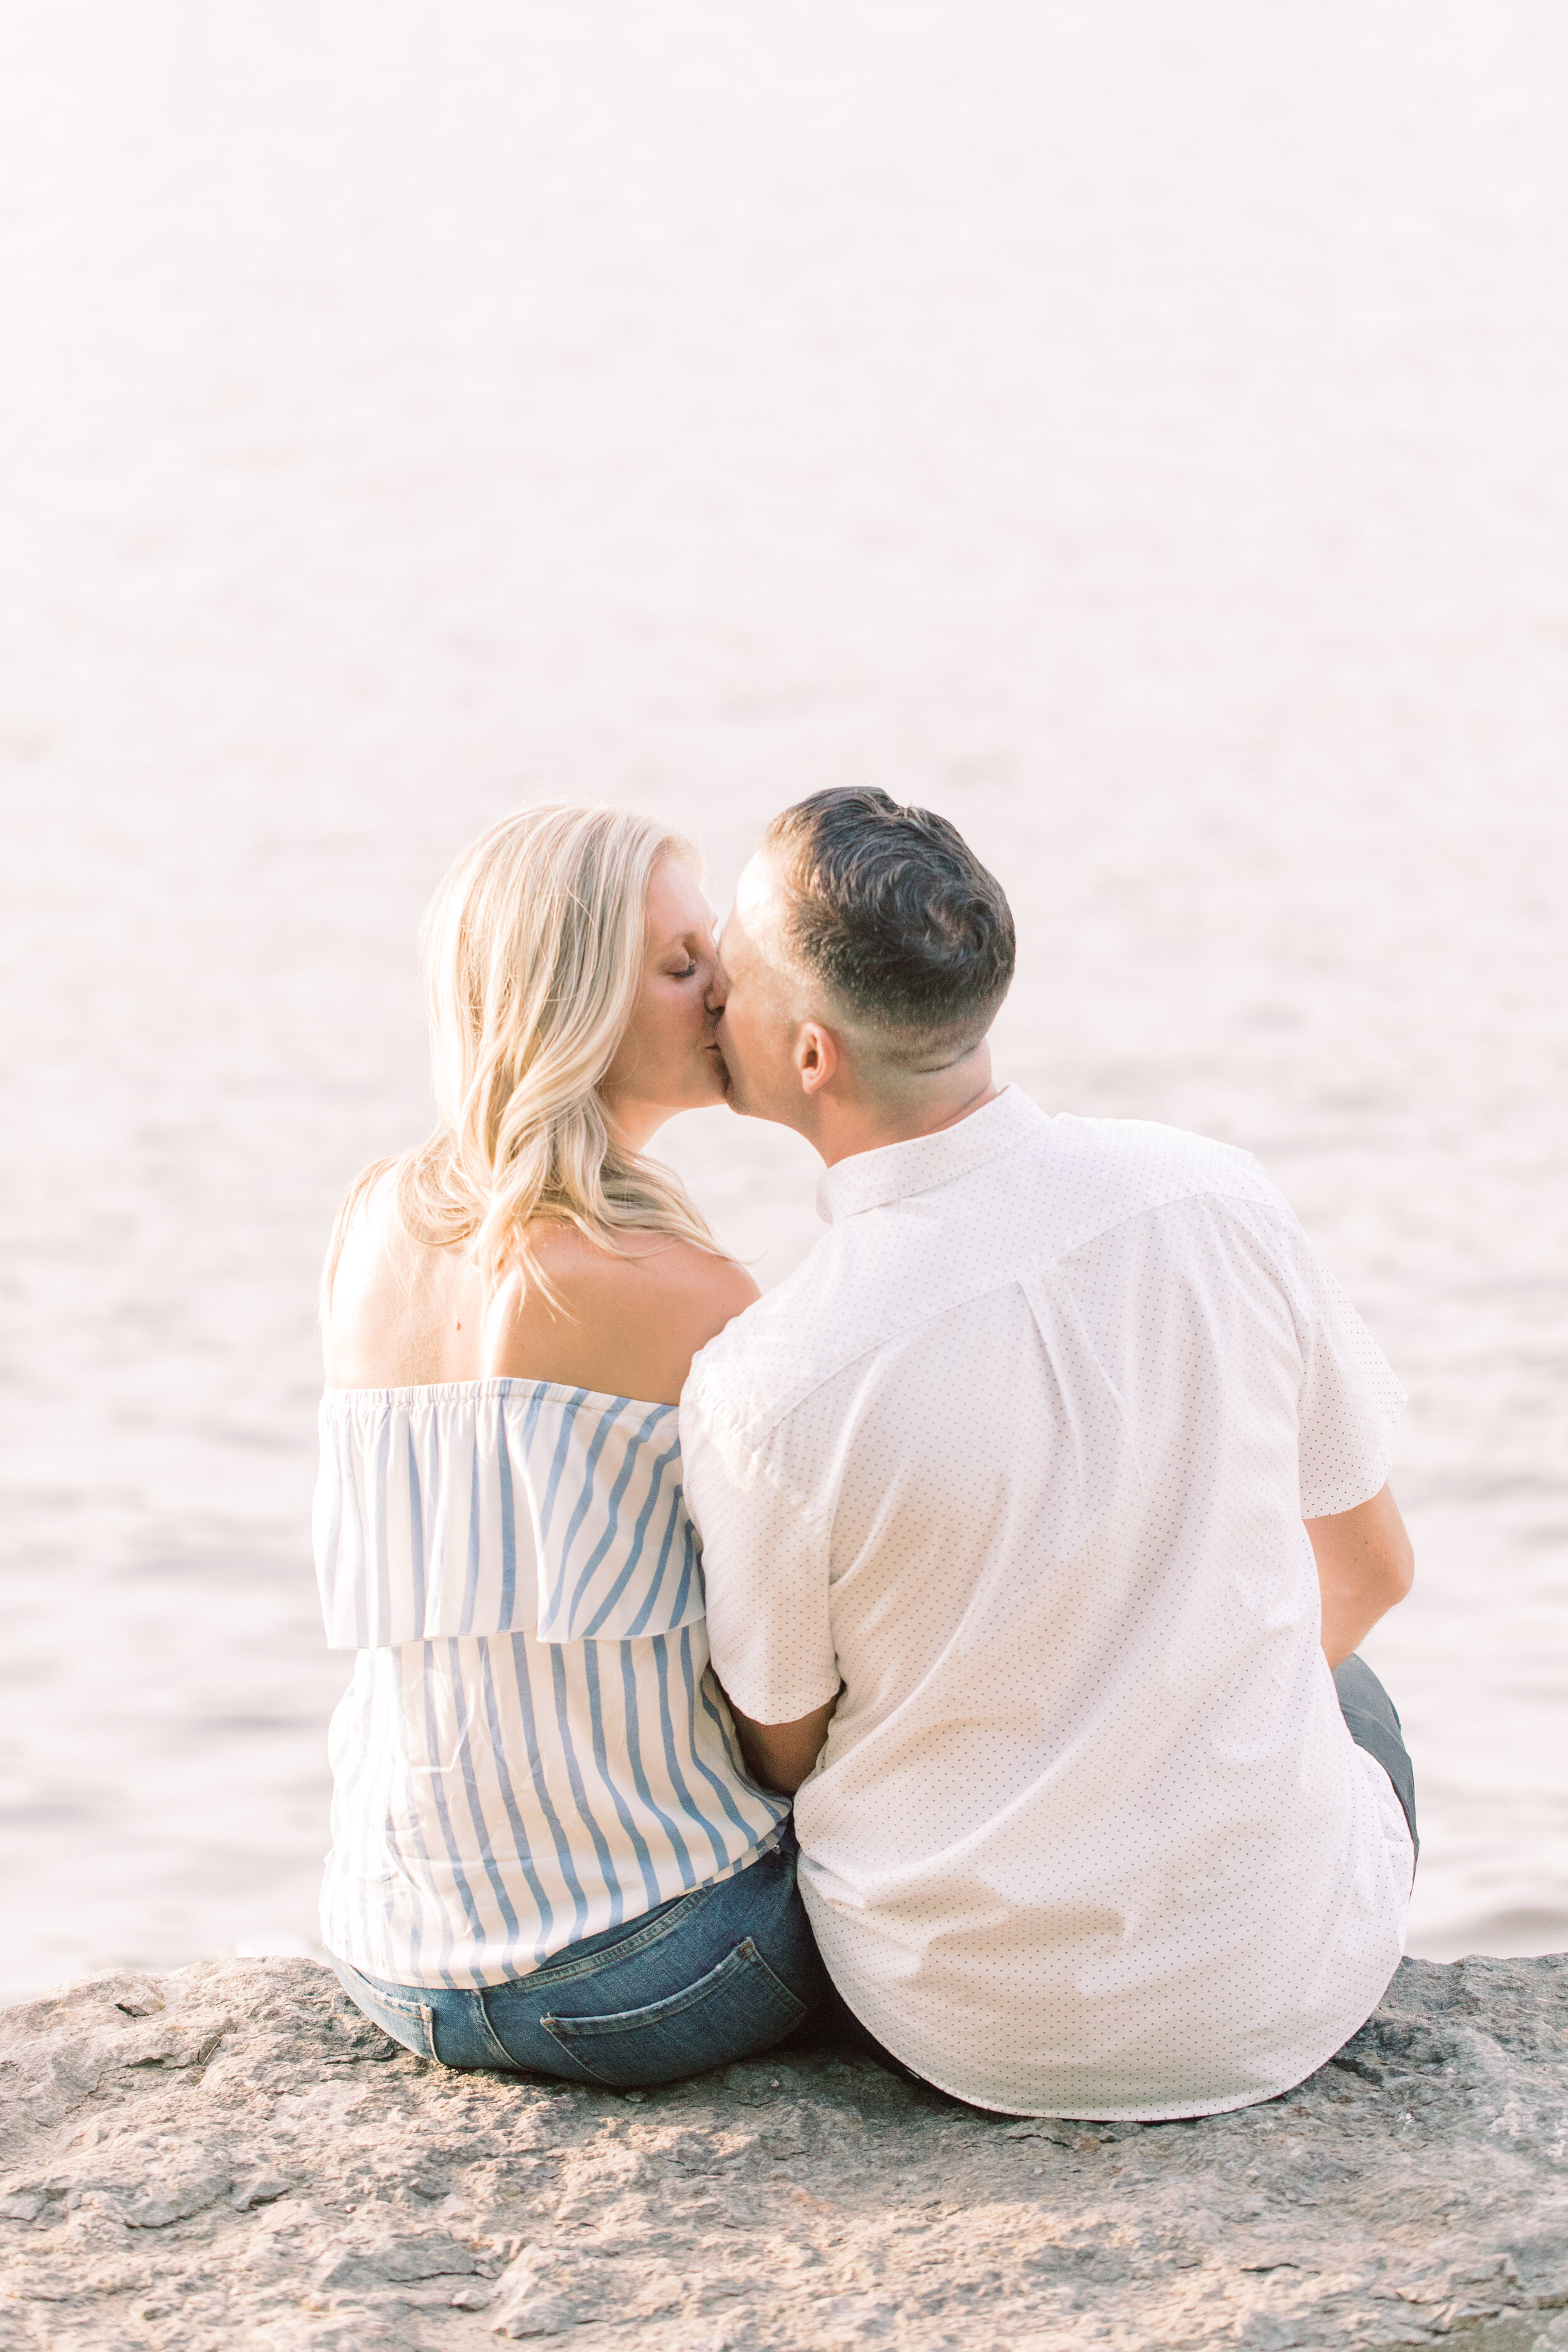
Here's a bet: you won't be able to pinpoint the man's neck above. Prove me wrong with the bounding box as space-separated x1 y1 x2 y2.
813 1056 1002 1168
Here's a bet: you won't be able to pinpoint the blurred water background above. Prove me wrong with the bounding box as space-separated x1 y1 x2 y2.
1 2 1565 2002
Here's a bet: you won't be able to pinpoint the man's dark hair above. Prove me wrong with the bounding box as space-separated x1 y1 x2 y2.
762 787 1015 1062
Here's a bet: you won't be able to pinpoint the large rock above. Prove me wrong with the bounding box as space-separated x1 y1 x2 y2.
0 1952 1563 2349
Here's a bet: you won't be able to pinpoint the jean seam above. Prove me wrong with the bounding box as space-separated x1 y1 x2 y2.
464 1994 525 2072
522 1881 718 1988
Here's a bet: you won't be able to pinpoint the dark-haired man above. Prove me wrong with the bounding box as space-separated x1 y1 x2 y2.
682 788 1417 2121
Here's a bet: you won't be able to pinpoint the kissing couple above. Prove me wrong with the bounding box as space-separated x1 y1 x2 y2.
316 790 1417 2122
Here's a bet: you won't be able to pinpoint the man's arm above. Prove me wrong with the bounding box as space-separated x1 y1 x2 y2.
1305 1481 1414 1668
681 1360 840 1786
726 1693 839 1796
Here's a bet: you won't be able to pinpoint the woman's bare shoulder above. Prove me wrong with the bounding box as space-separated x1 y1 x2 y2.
323 1164 487 1389
485 1227 759 1402
627 1235 760 1322
532 1224 755 1301
322 1165 398 1340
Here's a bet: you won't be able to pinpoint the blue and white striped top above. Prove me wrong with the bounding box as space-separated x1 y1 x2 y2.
314 1379 788 1988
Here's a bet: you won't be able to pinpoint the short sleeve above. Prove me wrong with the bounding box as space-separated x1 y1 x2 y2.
1246 1199 1407 1518
679 1382 840 1725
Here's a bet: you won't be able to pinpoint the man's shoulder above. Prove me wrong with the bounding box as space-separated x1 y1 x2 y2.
681 1227 861 1453
684 1110 1287 1454
1043 1111 1283 1239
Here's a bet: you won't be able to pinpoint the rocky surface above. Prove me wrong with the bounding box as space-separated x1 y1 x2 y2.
0 1954 1564 2351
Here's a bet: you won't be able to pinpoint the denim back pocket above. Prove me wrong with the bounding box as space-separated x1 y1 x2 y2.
539 1936 806 2088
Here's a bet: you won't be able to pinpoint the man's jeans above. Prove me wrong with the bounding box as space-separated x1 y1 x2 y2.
331 1826 829 2087
1334 1651 1418 1863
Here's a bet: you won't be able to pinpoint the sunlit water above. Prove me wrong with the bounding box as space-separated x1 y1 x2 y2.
2 2 1565 2002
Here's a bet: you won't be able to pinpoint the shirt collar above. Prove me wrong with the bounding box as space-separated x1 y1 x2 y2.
815 1085 1049 1224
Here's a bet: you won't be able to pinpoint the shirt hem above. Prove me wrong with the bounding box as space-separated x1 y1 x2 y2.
719 1677 842 1729
840 1972 1405 2123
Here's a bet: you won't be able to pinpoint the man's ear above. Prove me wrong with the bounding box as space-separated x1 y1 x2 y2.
793 1021 840 1096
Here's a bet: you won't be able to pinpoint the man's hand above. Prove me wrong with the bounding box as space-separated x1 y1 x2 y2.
1305 1482 1414 1668
726 1695 839 1794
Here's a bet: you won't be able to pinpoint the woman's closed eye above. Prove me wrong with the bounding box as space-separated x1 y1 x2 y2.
667 941 719 978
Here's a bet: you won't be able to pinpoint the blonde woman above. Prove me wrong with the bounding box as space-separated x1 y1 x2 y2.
315 804 825 2082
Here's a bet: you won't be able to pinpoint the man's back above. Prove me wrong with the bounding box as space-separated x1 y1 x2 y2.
682 1086 1414 2119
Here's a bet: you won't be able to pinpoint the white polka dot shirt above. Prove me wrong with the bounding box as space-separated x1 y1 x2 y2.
681 1087 1414 2120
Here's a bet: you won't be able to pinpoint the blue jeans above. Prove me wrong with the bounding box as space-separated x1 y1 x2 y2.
1333 1651 1418 1863
331 1826 828 2088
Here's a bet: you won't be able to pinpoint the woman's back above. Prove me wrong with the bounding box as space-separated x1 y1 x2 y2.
317 1188 783 1988
324 1171 756 1404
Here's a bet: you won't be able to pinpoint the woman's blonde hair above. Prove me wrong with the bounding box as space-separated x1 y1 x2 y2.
322 803 721 1315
